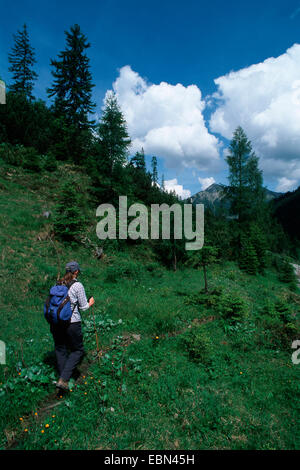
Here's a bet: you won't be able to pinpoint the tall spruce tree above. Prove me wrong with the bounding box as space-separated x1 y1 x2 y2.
48 24 95 127
47 24 95 162
8 24 38 100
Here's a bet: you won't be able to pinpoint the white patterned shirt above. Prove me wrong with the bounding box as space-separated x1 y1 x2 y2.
68 281 89 323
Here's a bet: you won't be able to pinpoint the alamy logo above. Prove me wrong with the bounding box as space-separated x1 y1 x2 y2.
96 196 204 250
0 80 6 105
0 340 6 365
291 340 300 365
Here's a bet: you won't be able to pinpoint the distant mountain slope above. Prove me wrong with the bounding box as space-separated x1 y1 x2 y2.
272 186 300 240
188 183 282 211
188 183 227 209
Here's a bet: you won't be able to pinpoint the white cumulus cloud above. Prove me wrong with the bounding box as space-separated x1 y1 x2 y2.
209 43 300 191
109 66 221 172
198 176 216 190
276 177 298 192
164 178 191 199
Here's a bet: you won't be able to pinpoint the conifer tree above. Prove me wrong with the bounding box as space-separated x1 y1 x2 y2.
53 177 87 243
249 224 268 272
188 246 218 292
226 126 265 224
278 260 297 291
8 24 38 100
47 24 95 127
151 156 158 184
47 24 95 162
98 92 131 177
131 148 146 171
239 235 259 275
226 127 267 258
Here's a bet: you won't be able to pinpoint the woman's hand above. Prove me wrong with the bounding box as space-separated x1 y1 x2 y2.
88 297 95 307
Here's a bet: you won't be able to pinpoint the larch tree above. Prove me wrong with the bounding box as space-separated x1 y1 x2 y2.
98 92 131 177
226 126 265 223
226 126 270 270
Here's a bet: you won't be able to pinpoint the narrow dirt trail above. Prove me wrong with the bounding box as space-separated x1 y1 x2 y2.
5 333 137 449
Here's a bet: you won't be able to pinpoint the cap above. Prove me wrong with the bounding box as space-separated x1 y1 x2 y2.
65 261 81 273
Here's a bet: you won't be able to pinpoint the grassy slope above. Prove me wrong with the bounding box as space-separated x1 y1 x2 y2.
0 163 299 450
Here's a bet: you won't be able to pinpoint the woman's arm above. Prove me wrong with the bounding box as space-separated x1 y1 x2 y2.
74 282 90 311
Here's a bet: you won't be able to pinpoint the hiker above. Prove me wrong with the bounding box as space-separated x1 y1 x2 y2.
49 261 94 391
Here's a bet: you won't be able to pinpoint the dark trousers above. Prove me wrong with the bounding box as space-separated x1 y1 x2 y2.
50 321 85 381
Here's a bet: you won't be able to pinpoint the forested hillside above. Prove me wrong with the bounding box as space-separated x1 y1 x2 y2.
0 22 300 450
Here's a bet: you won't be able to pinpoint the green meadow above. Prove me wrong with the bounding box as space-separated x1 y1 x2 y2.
0 163 299 450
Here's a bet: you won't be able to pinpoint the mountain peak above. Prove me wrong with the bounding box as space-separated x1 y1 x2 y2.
188 183 282 210
203 183 225 192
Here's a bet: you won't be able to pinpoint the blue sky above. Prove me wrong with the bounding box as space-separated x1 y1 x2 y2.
1 0 300 196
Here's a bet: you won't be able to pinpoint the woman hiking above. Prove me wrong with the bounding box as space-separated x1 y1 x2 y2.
50 261 94 391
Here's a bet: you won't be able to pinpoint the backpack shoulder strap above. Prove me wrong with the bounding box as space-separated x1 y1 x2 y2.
45 295 51 316
64 279 78 289
66 279 79 314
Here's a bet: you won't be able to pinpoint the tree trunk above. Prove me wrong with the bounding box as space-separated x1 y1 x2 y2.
173 252 177 272
203 264 208 293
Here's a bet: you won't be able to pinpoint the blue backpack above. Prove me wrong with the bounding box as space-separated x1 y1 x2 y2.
44 280 77 325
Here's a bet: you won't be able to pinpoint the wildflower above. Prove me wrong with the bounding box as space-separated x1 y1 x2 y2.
59 395 62 399
240 372 243 375
45 424 49 428
84 392 87 395
34 412 38 416
83 375 86 379
41 430 45 434
18 372 21 376
25 429 28 432
84 381 87 385
155 336 159 339
52 415 55 418
19 417 23 421
70 389 73 392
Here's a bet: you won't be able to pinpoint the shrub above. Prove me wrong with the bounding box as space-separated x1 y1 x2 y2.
0 142 23 166
53 177 87 243
277 260 298 291
185 287 223 309
217 293 248 324
258 299 299 349
42 152 58 172
184 289 248 324
0 143 42 171
239 242 259 275
182 324 214 365
105 258 143 282
21 146 42 172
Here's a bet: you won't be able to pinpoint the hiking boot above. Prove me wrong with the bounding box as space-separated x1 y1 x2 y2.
56 378 69 391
